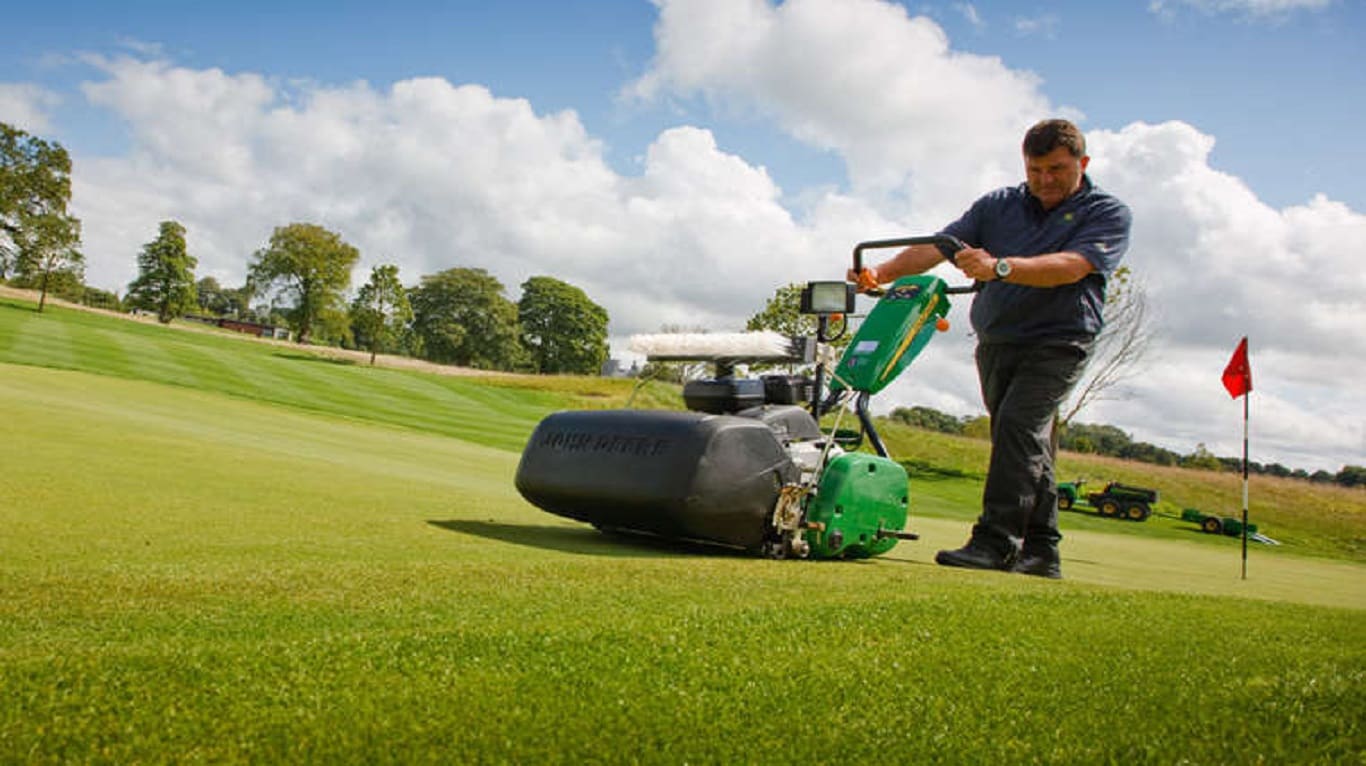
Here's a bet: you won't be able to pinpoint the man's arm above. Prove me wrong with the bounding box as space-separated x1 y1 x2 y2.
953 247 1094 287
846 244 944 287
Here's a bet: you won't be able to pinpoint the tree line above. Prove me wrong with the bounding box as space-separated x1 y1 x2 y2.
1 121 609 376
889 405 1365 489
129 220 610 375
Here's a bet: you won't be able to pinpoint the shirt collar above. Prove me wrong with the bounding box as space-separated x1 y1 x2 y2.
1022 174 1094 218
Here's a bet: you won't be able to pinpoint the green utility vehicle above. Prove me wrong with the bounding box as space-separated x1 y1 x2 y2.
1057 480 1159 521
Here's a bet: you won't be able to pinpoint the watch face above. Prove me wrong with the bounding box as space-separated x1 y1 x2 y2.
995 259 1010 277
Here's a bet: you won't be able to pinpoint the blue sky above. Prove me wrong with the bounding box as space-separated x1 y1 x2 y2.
6 0 1363 208
2 0 1363 471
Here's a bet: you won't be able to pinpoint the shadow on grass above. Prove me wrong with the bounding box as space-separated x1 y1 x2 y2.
898 459 983 481
273 351 358 366
428 519 750 559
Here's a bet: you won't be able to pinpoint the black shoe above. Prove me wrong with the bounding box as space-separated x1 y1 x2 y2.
1012 552 1062 579
935 542 1013 571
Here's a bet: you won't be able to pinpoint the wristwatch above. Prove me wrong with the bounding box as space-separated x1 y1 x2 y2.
993 257 1012 281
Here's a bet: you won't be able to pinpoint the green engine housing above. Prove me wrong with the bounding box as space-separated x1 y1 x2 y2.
830 275 951 397
803 453 908 559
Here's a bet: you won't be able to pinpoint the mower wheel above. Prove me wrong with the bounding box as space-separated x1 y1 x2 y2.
1201 517 1222 535
1125 503 1150 522
1058 495 1073 511
1097 499 1121 518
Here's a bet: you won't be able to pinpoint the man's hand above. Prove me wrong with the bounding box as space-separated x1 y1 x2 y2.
847 266 881 294
952 247 997 282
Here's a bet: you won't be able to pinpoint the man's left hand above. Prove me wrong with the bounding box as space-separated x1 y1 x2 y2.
953 247 997 282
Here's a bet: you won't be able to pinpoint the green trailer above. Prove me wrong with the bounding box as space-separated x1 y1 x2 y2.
1179 508 1279 544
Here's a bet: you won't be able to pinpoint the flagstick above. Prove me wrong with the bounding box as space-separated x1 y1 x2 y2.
1241 384 1249 580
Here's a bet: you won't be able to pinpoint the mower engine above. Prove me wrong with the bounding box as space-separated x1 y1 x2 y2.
515 235 968 559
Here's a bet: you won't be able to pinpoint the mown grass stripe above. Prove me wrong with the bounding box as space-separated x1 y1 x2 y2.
3 308 77 370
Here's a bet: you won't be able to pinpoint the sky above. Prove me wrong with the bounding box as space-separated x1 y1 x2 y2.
2 0 1363 473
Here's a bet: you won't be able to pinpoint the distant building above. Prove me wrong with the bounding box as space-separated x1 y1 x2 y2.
184 314 290 341
600 358 640 378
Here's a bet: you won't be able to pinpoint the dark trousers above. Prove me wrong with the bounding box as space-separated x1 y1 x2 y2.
971 341 1090 557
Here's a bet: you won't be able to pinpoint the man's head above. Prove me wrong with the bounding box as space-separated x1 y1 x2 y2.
1022 119 1089 211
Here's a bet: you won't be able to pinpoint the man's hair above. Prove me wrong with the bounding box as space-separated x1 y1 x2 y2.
1022 119 1086 158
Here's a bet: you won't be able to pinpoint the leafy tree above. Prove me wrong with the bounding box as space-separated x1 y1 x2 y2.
351 264 413 365
1309 470 1336 485
1 122 82 311
409 267 527 370
518 276 609 375
126 220 197 323
1338 465 1366 489
246 223 359 344
890 405 965 435
80 286 121 311
196 277 258 320
1059 422 1133 456
746 282 851 363
747 283 816 337
1181 443 1224 472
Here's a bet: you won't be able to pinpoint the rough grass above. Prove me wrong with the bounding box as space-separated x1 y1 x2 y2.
1 293 1364 763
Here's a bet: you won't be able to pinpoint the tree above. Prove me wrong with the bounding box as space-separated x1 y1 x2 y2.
747 283 816 337
409 267 526 370
126 220 197 323
197 277 258 320
746 282 851 360
1 122 83 312
1338 465 1366 489
1059 267 1154 426
890 405 965 435
351 264 413 365
1181 443 1224 472
246 223 359 344
517 276 609 375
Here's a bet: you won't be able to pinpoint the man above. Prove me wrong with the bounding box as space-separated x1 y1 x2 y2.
852 119 1131 578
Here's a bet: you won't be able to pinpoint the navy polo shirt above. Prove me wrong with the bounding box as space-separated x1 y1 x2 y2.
940 175 1131 344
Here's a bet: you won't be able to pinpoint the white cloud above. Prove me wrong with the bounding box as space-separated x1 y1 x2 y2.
1149 0 1333 19
47 0 1366 471
1013 14 1060 38
0 83 61 133
953 3 985 30
626 0 1050 214
69 56 819 339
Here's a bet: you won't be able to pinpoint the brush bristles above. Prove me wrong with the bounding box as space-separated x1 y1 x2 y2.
629 331 800 361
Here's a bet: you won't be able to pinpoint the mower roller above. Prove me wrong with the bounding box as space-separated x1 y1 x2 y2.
515 235 973 559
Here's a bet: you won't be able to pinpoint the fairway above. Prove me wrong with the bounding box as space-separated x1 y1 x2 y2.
2 301 1363 763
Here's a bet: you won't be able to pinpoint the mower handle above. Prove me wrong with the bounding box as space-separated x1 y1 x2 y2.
852 234 981 295
852 234 967 273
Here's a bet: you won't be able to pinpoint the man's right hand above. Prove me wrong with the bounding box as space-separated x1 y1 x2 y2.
848 266 881 293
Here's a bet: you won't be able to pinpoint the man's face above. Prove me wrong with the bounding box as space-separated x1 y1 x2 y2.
1025 146 1089 210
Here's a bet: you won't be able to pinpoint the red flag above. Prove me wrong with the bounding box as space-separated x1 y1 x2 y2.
1222 337 1252 399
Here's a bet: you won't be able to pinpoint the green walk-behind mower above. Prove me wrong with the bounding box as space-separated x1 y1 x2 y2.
515 235 975 559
